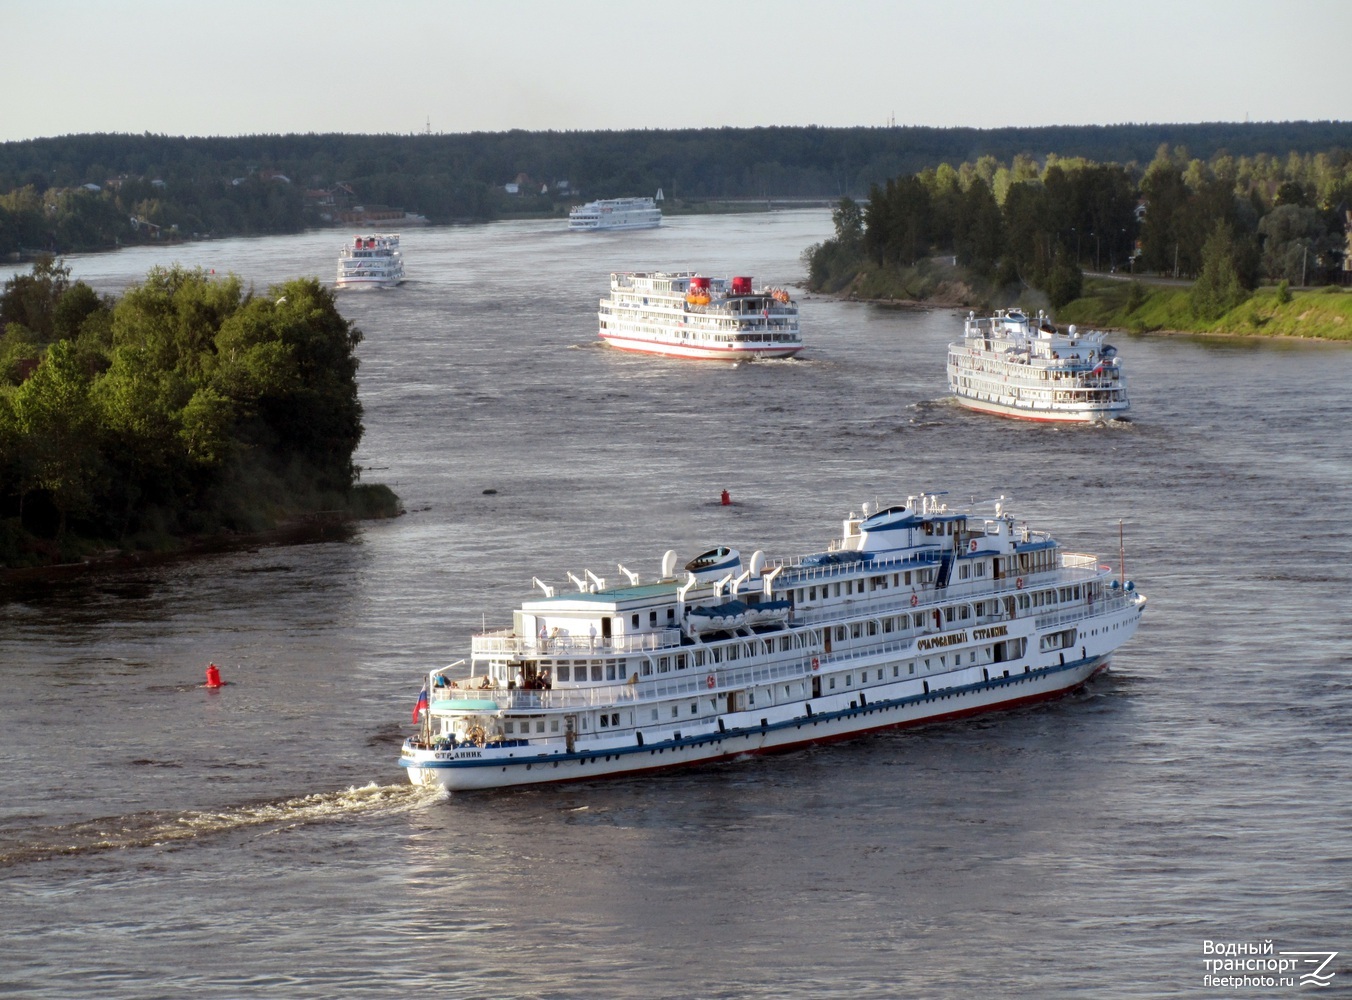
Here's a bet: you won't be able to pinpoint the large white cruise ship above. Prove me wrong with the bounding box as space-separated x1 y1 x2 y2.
336 234 405 288
598 270 803 360
400 492 1147 791
568 196 662 231
948 309 1129 422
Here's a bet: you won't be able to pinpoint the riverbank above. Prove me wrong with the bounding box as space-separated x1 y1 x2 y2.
1059 277 1352 340
819 260 1352 341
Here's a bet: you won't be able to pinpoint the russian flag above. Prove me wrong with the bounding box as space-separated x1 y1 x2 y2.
412 686 429 723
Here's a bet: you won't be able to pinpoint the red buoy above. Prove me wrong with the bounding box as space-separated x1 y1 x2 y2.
720 489 731 506
205 663 223 688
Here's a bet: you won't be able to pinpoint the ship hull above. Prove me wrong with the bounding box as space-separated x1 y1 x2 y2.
600 331 803 361
951 393 1128 423
402 655 1108 791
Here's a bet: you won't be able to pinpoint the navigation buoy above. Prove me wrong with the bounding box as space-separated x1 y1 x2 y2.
205 663 224 688
720 489 731 506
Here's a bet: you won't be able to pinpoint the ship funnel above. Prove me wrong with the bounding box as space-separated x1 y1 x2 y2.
661 549 679 580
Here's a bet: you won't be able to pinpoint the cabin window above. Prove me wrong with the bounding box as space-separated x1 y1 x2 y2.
780 637 792 652
671 706 679 718
551 719 560 733
651 709 659 721
945 607 956 623
834 583 842 597
851 624 861 639
649 611 657 626
690 703 698 715
893 665 899 677
658 656 670 673
632 614 640 628
829 678 836 689
591 663 603 682
694 650 705 667
616 660 629 680
610 714 619 727
556 665 570 682
711 648 722 663
868 622 878 636
959 565 969 580
676 655 686 670
904 571 912 585
883 619 894 633
845 675 852 686
641 662 652 676
505 722 515 734
909 664 915 675
600 715 609 728
809 587 817 600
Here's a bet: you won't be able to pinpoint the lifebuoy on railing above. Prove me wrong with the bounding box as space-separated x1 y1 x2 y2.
706 674 715 689
1016 577 1024 589
969 539 977 552
910 593 919 607
811 656 820 671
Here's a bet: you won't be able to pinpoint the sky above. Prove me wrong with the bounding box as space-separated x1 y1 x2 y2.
5 0 1350 142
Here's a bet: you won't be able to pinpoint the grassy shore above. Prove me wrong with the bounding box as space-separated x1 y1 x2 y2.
1058 279 1352 340
819 259 1352 341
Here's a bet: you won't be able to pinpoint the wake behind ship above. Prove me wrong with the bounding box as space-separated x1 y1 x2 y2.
401 493 1146 791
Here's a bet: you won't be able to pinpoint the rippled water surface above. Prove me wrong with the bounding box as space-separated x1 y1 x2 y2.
3 213 1350 998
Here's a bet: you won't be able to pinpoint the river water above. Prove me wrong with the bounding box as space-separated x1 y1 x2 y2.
2 213 1349 998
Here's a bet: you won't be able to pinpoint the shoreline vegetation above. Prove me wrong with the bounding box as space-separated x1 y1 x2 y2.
0 258 400 574
803 143 1352 342
820 259 1352 341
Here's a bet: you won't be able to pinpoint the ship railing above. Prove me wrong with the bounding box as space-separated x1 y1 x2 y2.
1034 589 1135 630
472 628 682 657
458 656 814 712
767 550 938 582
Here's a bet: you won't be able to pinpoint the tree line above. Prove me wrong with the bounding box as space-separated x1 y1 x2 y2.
2 122 1349 255
0 258 395 566
806 144 1352 315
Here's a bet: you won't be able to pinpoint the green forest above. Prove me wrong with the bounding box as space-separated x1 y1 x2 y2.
804 142 1352 332
0 259 398 568
2 122 1349 256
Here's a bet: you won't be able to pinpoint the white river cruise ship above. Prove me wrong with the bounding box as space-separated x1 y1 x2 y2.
568 196 662 231
948 309 1129 422
598 271 803 360
400 492 1147 791
336 234 405 288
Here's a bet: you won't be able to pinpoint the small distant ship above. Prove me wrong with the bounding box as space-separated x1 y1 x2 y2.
568 196 662 231
948 309 1129 422
336 234 405 288
598 271 803 360
399 492 1147 791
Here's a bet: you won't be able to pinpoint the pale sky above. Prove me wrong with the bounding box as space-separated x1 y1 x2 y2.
5 0 1349 142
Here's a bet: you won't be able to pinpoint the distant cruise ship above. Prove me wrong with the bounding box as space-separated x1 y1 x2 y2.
569 196 662 231
598 271 803 360
947 309 1129 422
336 234 405 288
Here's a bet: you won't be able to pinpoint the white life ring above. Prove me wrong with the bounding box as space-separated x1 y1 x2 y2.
969 539 977 552
706 674 716 689
910 593 919 607
811 656 820 671
1016 577 1024 589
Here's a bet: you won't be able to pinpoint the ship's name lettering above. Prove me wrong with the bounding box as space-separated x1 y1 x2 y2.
917 631 967 650
972 625 1009 640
